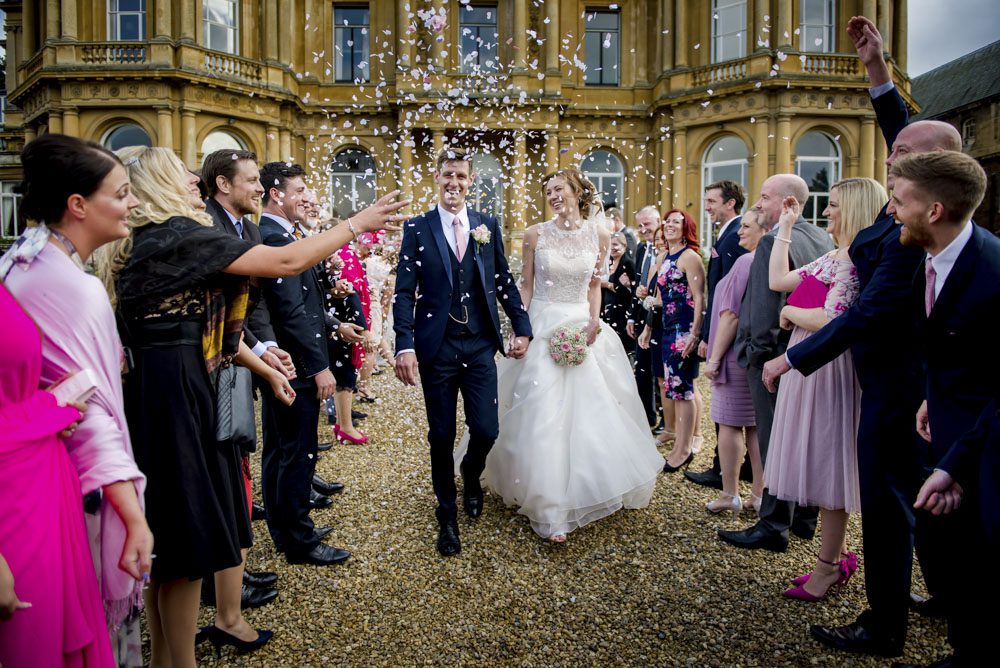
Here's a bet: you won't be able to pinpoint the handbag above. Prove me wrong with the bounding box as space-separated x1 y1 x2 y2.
787 274 830 309
215 363 257 452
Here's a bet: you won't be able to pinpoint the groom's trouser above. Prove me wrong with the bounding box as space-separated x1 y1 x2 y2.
419 334 499 520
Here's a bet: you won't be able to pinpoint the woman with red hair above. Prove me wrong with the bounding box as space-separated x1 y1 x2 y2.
639 208 706 472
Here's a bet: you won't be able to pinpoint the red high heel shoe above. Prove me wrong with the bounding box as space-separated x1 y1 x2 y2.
791 551 859 586
333 424 368 444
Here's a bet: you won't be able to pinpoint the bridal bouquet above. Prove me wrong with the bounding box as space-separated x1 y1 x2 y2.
548 325 590 367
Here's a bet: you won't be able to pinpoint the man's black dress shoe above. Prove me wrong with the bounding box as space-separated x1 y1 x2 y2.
809 620 903 658
251 502 266 521
243 570 278 588
312 474 345 496
891 655 956 668
317 441 333 452
309 489 333 509
909 592 946 619
286 543 351 566
240 583 279 609
352 410 367 420
684 468 724 490
313 526 334 540
437 519 461 556
717 524 788 552
463 474 484 519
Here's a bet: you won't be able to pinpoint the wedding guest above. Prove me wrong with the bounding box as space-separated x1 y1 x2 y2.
338 236 374 402
99 148 405 665
718 174 833 552
323 264 368 444
600 231 636 351
890 150 996 668
639 208 705 472
627 206 662 426
2 135 153 667
643 224 673 443
606 206 637 260
362 231 397 368
766 178 886 601
702 210 766 516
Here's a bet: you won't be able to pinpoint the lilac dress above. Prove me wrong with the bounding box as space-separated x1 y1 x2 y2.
706 253 756 427
765 251 862 512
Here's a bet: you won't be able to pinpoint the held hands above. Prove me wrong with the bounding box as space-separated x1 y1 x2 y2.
916 400 932 442
352 190 410 234
777 196 801 233
762 355 792 393
509 336 530 359
58 400 87 440
268 369 296 406
314 368 336 401
265 346 297 379
914 469 963 516
118 518 154 582
395 351 419 386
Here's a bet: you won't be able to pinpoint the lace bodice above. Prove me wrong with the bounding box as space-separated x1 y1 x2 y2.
532 220 600 303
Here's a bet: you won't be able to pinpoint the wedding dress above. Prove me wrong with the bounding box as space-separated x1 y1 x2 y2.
459 219 663 539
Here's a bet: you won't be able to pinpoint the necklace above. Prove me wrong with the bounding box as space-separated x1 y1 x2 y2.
48 227 86 271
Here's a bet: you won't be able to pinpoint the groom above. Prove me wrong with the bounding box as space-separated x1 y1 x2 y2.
393 147 533 556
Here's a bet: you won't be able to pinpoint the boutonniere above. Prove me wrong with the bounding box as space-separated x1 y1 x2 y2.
470 224 491 251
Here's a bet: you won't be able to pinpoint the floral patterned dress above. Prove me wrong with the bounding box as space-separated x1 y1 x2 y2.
658 247 700 400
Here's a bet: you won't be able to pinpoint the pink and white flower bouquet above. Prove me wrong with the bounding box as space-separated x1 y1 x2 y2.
548 324 590 367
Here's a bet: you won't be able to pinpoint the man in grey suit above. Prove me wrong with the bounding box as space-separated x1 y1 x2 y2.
719 174 834 551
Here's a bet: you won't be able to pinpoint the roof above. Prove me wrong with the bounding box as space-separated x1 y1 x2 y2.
911 40 1000 120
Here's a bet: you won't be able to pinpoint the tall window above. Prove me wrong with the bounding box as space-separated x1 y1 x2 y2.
108 0 146 41
962 118 976 146
580 149 624 210
1 181 23 242
584 10 620 86
469 153 504 223
801 0 835 53
459 5 499 74
795 131 842 227
204 0 239 54
329 149 376 219
701 136 749 247
102 124 153 150
335 7 370 83
712 0 746 63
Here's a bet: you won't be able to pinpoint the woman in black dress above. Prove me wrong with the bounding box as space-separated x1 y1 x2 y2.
99 147 406 668
600 232 635 352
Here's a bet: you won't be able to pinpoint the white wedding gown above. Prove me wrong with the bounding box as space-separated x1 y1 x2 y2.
458 219 664 539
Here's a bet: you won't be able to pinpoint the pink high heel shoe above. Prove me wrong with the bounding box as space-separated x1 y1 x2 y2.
784 557 851 601
791 551 859 586
333 424 368 445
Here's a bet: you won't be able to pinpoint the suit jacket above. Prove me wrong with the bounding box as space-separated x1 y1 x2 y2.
735 219 834 369
392 207 532 362
258 214 329 388
630 240 655 323
619 226 638 263
917 224 1000 462
701 216 747 341
205 197 277 350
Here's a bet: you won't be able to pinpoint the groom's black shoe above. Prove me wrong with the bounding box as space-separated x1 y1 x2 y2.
437 520 461 556
462 472 484 519
717 523 788 552
809 618 903 658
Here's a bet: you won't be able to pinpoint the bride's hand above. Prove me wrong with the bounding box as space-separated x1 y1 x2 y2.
585 319 600 346
509 336 530 359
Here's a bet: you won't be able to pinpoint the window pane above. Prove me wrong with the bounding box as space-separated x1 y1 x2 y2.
796 131 837 157
587 12 619 32
201 131 245 155
584 36 601 84
603 33 619 84
802 0 826 24
718 5 743 34
104 124 152 150
120 15 141 40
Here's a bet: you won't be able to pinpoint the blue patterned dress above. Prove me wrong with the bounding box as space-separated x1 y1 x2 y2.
658 247 700 400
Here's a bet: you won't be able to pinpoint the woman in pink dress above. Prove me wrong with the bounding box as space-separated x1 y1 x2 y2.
765 178 887 601
0 279 114 668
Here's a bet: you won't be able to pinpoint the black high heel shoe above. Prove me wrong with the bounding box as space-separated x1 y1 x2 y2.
201 625 274 655
662 451 694 473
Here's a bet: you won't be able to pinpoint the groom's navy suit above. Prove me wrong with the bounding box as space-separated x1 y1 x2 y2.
393 207 532 520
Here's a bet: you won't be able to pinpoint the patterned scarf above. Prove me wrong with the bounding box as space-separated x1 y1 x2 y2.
202 278 249 373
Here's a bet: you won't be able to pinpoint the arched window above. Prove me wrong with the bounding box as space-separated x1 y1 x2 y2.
962 118 976 147
329 148 376 219
795 131 842 227
102 124 153 151
469 152 504 224
701 135 749 247
580 149 624 210
201 130 246 158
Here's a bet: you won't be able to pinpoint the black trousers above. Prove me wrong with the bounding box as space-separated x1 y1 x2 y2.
746 365 818 537
419 333 499 521
261 387 320 554
633 340 657 426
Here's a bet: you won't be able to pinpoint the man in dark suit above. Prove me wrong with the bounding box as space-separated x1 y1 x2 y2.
717 173 832 552
606 207 638 261
257 161 351 567
687 179 748 489
626 205 662 426
762 18 965 658
393 147 533 556
885 150 996 668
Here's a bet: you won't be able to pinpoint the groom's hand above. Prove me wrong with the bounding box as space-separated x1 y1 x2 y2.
395 352 419 386
509 336 530 359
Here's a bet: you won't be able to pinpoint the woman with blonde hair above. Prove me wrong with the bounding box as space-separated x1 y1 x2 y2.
98 146 407 666
765 177 886 601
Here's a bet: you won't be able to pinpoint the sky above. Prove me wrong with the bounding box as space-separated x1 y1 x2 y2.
907 0 1000 76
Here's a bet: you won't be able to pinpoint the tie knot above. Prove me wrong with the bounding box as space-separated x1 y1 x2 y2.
925 257 936 277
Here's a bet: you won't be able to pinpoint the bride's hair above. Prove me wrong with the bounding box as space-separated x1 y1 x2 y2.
543 167 600 218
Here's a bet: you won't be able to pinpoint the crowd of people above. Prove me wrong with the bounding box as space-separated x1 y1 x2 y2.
0 16 996 668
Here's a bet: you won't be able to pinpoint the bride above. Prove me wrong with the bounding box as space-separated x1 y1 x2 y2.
460 168 664 542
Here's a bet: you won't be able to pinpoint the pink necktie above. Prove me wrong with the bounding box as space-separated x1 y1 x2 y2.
924 258 936 316
453 218 467 261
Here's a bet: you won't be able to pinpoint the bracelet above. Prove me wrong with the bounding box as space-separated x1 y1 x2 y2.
775 237 792 243
346 218 358 239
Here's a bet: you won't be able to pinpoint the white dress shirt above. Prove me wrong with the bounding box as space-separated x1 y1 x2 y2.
927 221 973 301
716 215 740 243
438 204 470 257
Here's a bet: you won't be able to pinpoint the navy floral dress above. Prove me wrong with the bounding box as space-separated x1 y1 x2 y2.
658 247 700 400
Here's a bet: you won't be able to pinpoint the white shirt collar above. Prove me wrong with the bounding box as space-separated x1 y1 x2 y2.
263 212 295 236
927 221 973 299
438 205 469 229
717 214 740 239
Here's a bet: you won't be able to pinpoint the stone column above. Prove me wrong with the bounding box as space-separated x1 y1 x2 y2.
674 0 687 67
62 108 80 137
154 0 172 38
431 0 447 71
61 0 77 40
754 0 770 50
751 115 771 199
278 1 292 64
544 129 560 217
396 0 412 68
661 0 674 72
635 1 648 83
24 126 38 144
863 0 876 22
46 0 60 42
179 0 196 42
512 132 528 229
23 0 36 55
895 0 908 73
181 110 197 167
659 133 673 209
279 130 292 161
672 128 687 208
48 111 63 134
877 0 893 56
432 129 445 158
777 0 793 48
860 117 876 179
266 125 280 161
545 0 559 73
513 0 528 71
156 107 174 148
775 114 792 173
874 128 888 186
398 129 414 204
264 0 278 60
